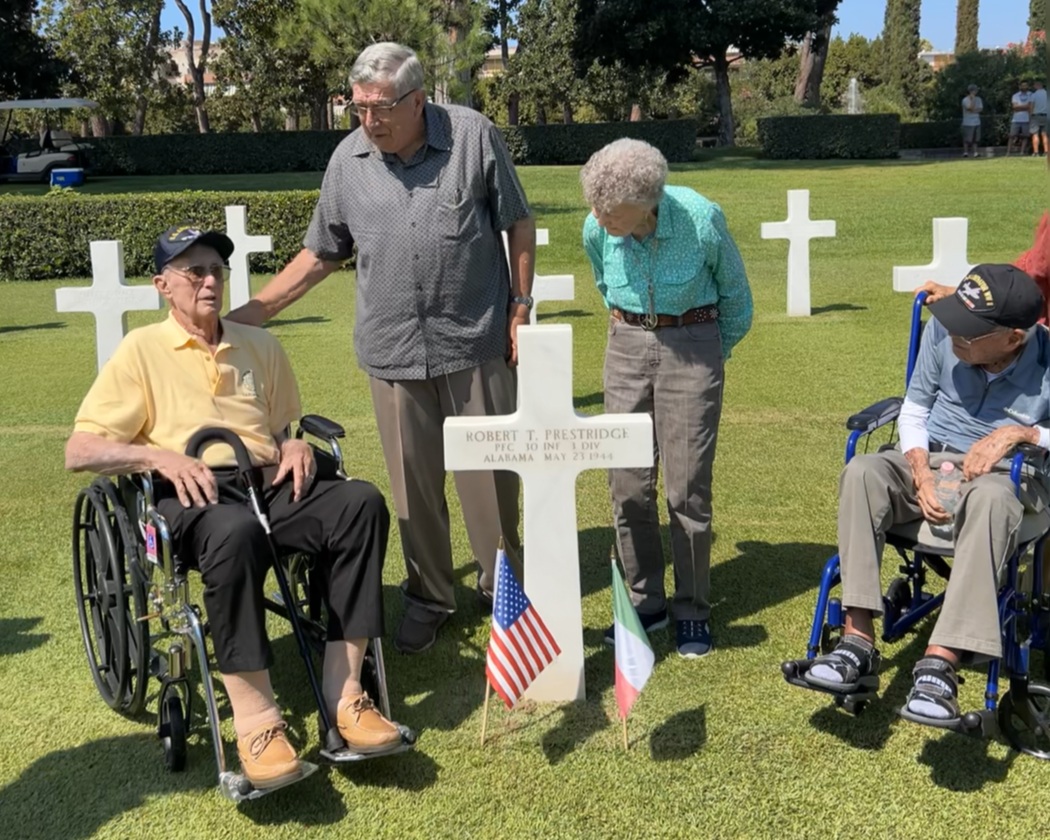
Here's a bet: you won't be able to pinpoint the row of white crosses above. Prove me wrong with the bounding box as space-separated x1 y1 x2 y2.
761 190 976 314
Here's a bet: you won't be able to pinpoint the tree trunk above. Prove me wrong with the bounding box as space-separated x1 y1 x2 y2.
794 21 833 107
285 110 298 131
174 0 213 133
132 95 148 136
713 54 735 146
508 92 520 126
536 103 547 125
562 102 574 124
90 114 111 137
629 103 643 121
250 112 263 133
500 0 518 125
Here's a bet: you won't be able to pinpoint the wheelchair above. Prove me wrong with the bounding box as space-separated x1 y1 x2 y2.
71 415 416 802
782 292 1050 758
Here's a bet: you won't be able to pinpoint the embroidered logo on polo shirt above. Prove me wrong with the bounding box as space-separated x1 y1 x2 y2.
240 369 257 397
957 274 995 312
1005 407 1036 425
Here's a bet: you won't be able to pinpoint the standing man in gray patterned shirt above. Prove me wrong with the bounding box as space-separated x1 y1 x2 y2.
229 42 535 655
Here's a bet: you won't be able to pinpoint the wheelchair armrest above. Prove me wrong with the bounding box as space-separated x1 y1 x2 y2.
299 414 346 441
846 397 903 433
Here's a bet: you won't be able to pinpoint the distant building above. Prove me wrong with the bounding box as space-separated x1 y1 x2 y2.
918 50 955 72
163 41 224 94
478 46 517 78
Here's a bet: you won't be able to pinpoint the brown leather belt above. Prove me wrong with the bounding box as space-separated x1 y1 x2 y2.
611 304 719 330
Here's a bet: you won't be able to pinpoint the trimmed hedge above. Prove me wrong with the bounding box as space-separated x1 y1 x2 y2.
501 119 698 165
0 190 319 281
757 114 901 160
32 119 698 176
898 116 1010 149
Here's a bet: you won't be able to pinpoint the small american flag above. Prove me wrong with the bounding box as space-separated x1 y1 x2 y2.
485 548 561 708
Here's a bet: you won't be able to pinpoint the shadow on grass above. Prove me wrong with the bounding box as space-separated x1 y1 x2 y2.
811 303 868 315
917 734 1017 791
538 308 592 322
573 391 605 411
650 705 707 760
264 315 330 327
0 616 49 656
540 698 611 765
0 321 65 335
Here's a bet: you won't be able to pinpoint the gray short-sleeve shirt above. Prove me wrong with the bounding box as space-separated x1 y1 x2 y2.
304 103 532 380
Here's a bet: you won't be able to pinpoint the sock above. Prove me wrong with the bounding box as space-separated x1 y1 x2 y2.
906 656 958 720
807 633 874 685
322 640 367 721
224 670 282 741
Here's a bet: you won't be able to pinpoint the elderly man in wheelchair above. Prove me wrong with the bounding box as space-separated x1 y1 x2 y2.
65 224 413 798
784 264 1050 747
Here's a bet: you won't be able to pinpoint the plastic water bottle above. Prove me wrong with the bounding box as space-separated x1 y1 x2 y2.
929 461 962 540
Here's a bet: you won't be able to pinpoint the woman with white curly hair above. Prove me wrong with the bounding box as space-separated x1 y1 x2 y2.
580 138 753 658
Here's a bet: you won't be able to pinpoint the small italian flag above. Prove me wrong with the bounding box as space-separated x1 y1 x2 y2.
612 560 654 720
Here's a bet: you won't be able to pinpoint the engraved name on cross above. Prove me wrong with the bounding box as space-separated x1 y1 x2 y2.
444 324 653 702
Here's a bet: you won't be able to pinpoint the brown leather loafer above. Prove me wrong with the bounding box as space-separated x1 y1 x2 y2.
337 693 403 753
236 721 303 789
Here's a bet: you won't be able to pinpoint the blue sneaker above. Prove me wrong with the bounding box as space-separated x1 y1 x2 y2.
676 619 713 658
603 608 668 646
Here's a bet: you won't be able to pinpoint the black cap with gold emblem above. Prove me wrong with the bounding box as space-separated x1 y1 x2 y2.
927 263 1044 338
154 224 234 273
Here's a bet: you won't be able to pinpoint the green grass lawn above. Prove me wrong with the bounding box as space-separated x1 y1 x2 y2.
1 159 1050 838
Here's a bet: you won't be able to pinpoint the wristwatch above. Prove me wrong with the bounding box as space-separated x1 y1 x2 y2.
511 295 535 310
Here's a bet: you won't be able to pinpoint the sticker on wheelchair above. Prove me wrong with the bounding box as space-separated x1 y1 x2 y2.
145 524 158 564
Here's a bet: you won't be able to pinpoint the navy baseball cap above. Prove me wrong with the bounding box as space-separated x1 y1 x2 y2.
154 224 234 273
928 264 1044 338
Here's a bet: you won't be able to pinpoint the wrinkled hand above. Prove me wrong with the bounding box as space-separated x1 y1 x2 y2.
273 438 316 502
963 427 1030 481
152 450 217 508
915 474 951 524
917 281 956 305
506 306 530 367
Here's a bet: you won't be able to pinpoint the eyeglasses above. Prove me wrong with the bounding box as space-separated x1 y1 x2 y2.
348 89 417 118
952 329 1008 346
166 263 227 283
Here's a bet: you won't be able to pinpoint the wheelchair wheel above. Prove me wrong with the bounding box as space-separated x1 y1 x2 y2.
998 683 1050 760
159 693 188 772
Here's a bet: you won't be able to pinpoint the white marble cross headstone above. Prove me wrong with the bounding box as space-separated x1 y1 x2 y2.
55 240 162 371
444 324 653 702
503 228 576 325
225 205 273 311
892 218 974 293
761 190 837 317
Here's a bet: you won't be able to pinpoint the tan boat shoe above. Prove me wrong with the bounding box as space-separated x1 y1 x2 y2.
337 693 402 753
236 721 303 790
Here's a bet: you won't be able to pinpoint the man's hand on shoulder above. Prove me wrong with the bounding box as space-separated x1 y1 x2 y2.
152 450 218 508
273 437 316 502
225 299 268 327
964 426 1039 480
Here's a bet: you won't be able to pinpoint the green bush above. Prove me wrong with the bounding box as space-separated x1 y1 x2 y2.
757 114 900 159
898 116 1010 148
501 119 697 165
0 190 319 281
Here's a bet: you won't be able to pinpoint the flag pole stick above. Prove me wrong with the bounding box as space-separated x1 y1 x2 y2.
480 681 492 746
622 715 629 751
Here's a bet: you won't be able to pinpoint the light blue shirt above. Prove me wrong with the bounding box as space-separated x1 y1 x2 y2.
582 185 754 353
906 317 1050 452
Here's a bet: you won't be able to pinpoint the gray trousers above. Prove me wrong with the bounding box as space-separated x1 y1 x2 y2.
838 449 1049 659
369 357 522 614
603 317 725 621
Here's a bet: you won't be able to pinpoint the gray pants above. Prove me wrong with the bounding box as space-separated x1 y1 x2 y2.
838 449 1049 659
369 357 522 614
603 317 724 621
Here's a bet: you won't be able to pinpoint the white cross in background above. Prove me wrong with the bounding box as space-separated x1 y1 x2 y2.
761 189 837 317
892 218 975 293
444 324 653 702
503 228 576 325
225 205 273 311
55 240 162 371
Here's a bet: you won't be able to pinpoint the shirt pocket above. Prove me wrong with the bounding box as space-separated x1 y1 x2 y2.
438 187 482 243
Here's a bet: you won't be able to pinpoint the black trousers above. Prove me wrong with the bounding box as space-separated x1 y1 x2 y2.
156 463 390 673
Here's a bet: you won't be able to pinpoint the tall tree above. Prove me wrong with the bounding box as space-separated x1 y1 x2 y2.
506 0 580 124
485 0 522 123
577 0 823 145
1 0 67 99
172 0 213 132
793 0 841 107
955 0 979 55
1031 0 1046 32
882 0 922 105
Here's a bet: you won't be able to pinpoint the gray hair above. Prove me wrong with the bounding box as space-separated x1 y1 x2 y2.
350 42 425 96
580 139 668 214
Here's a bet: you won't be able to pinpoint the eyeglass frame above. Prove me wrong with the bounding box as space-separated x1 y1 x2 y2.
163 262 228 284
348 89 418 119
950 327 1013 346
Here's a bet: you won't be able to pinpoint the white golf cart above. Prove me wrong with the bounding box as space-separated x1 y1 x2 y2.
0 98 97 183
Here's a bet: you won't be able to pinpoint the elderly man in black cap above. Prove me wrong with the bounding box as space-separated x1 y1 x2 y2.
65 225 406 790
800 264 1050 726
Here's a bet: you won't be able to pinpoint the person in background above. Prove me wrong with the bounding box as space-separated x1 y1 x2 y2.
579 138 753 659
1030 79 1047 158
1007 79 1032 157
961 84 983 158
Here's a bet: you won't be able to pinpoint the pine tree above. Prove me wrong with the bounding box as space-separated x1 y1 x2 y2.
1031 0 1046 32
883 0 922 105
955 0 979 55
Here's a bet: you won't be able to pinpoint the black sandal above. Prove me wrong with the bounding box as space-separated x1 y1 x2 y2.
802 635 880 693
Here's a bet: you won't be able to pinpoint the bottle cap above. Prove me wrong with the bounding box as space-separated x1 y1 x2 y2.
940 461 956 473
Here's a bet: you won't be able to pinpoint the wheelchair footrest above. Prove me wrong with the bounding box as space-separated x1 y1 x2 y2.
782 659 879 713
218 761 318 803
898 705 994 738
319 725 417 764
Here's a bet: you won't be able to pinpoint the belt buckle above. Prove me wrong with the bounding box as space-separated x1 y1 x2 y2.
639 312 659 331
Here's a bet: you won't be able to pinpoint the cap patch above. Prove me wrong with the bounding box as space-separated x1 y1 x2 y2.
168 225 202 243
957 274 995 312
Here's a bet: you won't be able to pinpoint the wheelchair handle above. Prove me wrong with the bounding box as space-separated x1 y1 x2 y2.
185 427 255 474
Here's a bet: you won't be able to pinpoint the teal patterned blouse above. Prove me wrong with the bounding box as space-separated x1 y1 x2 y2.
582 185 753 354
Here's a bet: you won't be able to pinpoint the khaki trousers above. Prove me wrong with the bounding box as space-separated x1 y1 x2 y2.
838 449 1049 659
369 357 522 613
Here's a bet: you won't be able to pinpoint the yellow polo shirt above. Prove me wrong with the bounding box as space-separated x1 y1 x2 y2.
74 313 302 467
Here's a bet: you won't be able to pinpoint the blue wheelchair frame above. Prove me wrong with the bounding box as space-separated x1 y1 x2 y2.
783 293 1050 755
